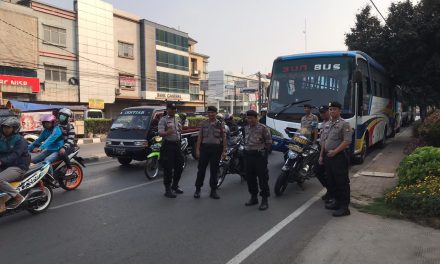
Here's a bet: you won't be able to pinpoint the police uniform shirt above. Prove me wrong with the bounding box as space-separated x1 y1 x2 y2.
199 119 225 145
244 123 272 151
319 120 330 148
323 117 352 151
158 115 182 142
301 114 319 135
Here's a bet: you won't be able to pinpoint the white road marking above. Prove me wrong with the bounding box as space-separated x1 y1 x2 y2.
50 180 161 210
372 152 383 162
225 189 326 264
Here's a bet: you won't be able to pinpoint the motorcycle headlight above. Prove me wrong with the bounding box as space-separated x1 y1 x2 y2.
154 136 162 143
288 150 298 159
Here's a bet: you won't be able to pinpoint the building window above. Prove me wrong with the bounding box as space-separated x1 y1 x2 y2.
118 42 134 59
45 66 67 82
155 29 188 52
43 25 66 46
156 50 188 71
157 71 189 93
119 74 136 90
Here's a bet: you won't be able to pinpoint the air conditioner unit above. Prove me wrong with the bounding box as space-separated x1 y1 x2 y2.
115 88 121 95
192 70 199 76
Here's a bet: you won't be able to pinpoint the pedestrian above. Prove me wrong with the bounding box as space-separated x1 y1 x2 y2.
158 103 184 198
259 108 267 124
316 105 331 201
321 101 352 217
300 104 319 143
194 106 227 199
243 110 272 211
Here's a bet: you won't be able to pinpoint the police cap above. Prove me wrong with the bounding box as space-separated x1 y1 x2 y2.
319 105 329 113
207 106 218 113
328 101 342 109
303 103 312 108
246 110 258 117
166 103 177 110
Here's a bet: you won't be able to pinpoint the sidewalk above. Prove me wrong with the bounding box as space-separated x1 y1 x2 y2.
294 128 440 264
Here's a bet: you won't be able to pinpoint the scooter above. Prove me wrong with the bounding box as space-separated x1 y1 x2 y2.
0 162 53 216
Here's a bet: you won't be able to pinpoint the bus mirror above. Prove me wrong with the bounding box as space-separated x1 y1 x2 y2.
354 70 363 84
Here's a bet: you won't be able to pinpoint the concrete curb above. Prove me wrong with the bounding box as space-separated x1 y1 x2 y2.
78 138 104 145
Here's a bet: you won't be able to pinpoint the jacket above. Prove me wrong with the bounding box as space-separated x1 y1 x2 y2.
0 133 31 171
28 126 64 152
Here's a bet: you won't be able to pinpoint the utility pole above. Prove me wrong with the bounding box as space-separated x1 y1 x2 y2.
258 72 262 112
203 90 206 111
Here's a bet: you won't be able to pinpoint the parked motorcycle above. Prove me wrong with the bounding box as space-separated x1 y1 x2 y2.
47 147 86 191
274 132 320 196
144 136 189 180
216 131 246 188
0 162 53 216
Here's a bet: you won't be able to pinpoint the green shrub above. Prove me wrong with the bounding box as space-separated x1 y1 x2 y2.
418 110 440 147
397 146 440 185
187 116 207 127
385 176 440 217
85 118 112 134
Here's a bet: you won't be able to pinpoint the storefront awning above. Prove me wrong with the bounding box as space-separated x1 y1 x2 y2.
6 100 87 112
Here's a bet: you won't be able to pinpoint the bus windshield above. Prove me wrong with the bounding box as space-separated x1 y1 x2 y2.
269 57 354 118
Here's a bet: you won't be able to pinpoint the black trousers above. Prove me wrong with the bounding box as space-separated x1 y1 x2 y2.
60 147 74 168
315 163 327 188
244 150 270 198
195 144 222 190
324 152 350 207
161 141 184 188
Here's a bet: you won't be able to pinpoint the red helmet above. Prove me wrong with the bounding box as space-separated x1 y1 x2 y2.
40 114 56 123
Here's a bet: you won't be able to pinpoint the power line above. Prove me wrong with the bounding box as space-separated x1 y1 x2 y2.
369 0 387 23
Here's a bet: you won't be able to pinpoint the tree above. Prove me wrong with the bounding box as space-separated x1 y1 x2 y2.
345 1 440 119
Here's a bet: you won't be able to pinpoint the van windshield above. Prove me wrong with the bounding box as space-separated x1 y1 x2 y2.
88 111 103 119
111 111 151 130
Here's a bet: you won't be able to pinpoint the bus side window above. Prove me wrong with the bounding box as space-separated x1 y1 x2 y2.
357 59 370 116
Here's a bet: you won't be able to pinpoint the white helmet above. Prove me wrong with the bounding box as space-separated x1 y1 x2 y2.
58 108 73 118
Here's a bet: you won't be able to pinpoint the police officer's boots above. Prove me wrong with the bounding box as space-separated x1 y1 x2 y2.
259 197 269 211
210 189 220 199
194 188 201 199
164 187 177 198
333 207 350 217
245 195 258 206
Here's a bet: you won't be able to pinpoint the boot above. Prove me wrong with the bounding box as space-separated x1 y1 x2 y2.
325 199 340 210
259 197 269 211
245 195 258 206
210 189 220 199
171 186 184 194
164 187 177 198
194 188 201 199
321 191 330 201
333 207 351 217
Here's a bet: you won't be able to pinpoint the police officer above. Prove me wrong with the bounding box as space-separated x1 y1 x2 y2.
158 103 184 198
321 101 352 217
194 106 227 199
316 105 331 201
243 110 272 211
301 104 319 143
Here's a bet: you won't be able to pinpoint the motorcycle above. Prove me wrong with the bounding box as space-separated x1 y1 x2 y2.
0 162 53 216
274 132 320 196
144 136 189 180
216 130 246 188
47 147 86 191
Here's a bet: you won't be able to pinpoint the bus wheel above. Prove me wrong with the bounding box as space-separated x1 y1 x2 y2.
354 136 368 164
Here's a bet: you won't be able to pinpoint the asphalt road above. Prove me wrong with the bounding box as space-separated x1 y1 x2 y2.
0 146 381 264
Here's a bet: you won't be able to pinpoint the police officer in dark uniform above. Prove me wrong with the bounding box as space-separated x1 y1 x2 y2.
321 102 352 217
194 106 227 199
243 110 272 211
316 105 331 201
158 103 184 198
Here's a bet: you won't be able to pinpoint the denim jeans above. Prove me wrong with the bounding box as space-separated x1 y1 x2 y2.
32 150 60 164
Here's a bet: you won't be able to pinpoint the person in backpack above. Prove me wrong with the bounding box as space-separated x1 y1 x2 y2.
57 108 76 176
0 117 31 209
29 114 64 164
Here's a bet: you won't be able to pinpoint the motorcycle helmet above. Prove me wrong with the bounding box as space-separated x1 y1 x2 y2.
1 116 21 133
216 113 224 122
40 114 57 123
58 108 73 123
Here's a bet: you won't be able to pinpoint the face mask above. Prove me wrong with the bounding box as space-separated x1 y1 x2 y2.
59 115 67 122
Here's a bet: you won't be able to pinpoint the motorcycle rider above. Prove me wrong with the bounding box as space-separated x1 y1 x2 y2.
0 116 31 209
224 114 238 135
29 114 64 164
194 106 227 199
57 108 77 176
301 104 319 143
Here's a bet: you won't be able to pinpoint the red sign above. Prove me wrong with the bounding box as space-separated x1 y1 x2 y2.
0 75 40 93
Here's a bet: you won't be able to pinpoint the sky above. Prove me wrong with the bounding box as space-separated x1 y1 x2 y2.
40 0 412 75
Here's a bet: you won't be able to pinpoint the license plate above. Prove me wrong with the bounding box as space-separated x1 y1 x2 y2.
113 148 126 155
